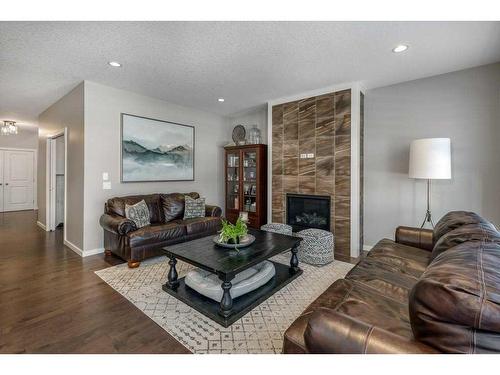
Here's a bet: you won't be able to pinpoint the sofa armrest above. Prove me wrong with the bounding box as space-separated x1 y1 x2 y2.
304 308 438 354
99 213 137 235
205 204 222 217
395 226 434 251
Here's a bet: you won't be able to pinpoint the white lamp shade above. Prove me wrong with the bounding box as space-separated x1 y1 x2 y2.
409 138 451 179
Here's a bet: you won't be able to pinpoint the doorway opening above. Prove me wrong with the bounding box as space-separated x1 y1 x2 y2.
46 129 67 234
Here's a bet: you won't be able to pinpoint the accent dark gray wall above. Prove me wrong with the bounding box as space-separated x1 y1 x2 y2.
364 63 500 246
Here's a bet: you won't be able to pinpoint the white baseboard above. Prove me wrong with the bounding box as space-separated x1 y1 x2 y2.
36 221 48 231
63 240 104 258
64 239 83 256
82 248 104 257
362 244 373 252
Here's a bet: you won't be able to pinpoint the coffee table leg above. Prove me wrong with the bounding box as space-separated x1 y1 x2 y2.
290 243 299 273
167 256 179 289
219 276 234 318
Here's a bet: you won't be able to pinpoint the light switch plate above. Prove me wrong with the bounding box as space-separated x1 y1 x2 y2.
103 181 112 190
102 172 109 181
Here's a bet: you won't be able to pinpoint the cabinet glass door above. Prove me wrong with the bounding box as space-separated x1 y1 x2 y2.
242 150 257 213
226 152 240 211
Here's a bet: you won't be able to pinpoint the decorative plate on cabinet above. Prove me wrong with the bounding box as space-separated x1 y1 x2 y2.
232 125 246 145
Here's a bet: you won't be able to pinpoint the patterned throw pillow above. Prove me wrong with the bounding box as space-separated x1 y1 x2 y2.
125 200 150 229
184 196 206 220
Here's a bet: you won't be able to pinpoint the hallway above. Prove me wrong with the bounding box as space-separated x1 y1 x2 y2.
0 210 189 353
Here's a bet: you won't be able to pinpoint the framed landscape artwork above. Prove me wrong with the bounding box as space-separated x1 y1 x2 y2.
121 113 195 182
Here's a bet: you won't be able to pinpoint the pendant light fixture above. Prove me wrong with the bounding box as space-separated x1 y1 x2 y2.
1 120 19 135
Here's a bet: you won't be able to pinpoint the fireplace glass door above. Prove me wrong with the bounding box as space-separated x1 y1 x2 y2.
286 193 331 231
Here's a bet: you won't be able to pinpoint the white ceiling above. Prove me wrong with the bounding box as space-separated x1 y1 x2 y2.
1 21 499 125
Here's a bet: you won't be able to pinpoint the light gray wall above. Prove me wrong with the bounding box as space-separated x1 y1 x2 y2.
364 63 500 246
226 106 268 144
38 83 84 249
83 81 228 251
0 125 38 149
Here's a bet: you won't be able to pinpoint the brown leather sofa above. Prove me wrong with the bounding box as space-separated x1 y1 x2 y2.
283 211 500 354
99 192 222 268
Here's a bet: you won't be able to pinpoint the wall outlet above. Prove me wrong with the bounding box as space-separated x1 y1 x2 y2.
102 172 109 181
103 181 112 190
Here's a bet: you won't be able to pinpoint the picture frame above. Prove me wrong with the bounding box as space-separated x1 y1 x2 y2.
120 113 195 182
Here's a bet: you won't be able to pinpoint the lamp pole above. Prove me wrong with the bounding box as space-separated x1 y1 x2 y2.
420 179 435 228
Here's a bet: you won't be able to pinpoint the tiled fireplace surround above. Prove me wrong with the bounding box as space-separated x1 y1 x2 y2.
270 89 359 259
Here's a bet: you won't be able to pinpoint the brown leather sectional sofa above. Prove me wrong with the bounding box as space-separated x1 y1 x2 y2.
284 211 500 354
99 192 222 268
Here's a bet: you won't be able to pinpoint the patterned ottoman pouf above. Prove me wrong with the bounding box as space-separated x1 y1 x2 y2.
260 223 293 236
296 228 334 266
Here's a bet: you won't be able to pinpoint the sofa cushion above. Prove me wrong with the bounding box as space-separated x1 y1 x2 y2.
284 278 413 353
431 222 500 261
174 216 222 235
125 200 150 228
433 211 490 243
409 241 500 353
183 196 206 219
107 194 163 224
346 256 420 303
127 223 186 248
307 279 413 335
366 238 430 277
161 192 200 222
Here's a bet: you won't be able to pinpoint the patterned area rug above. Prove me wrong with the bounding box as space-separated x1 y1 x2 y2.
95 253 353 354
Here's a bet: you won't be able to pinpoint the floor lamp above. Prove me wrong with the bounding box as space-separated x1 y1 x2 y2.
409 138 451 228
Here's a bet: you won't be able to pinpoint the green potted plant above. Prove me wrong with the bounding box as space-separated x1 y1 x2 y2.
218 218 248 245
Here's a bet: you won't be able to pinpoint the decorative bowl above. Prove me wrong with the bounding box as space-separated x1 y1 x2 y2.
232 124 246 144
213 234 255 249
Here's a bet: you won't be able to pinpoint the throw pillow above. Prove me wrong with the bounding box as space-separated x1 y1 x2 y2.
184 196 206 220
125 200 150 228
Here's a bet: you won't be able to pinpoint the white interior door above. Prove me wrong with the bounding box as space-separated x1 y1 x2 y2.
46 130 67 233
48 139 57 230
3 150 34 212
0 151 4 212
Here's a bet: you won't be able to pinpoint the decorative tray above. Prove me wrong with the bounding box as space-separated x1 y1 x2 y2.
213 234 256 249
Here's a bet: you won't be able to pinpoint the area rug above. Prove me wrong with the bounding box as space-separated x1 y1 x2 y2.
95 253 353 354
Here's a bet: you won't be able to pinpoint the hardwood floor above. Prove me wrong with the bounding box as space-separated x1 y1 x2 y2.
0 210 190 354
0 210 361 354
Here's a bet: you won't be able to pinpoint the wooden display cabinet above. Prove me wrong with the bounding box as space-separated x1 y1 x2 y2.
224 144 267 229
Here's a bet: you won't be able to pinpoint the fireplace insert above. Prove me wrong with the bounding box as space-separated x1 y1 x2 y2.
286 193 331 232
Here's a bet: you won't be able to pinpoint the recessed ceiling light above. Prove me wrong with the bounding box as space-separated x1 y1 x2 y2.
218 98 225 102
392 45 409 53
108 61 122 67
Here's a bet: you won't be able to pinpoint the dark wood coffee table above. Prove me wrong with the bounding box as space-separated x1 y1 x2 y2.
162 229 302 327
